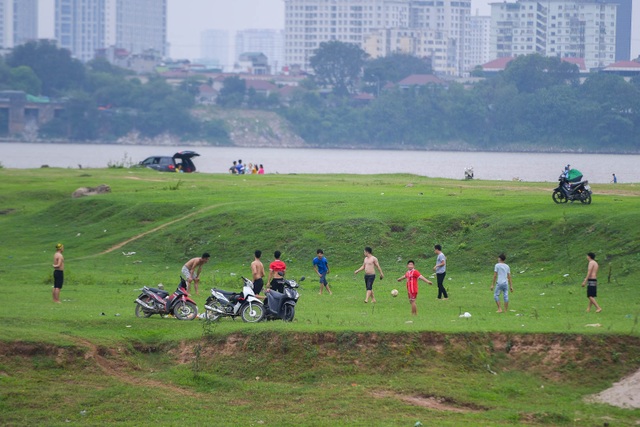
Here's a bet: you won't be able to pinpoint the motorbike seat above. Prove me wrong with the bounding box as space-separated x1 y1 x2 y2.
213 289 237 298
148 288 169 297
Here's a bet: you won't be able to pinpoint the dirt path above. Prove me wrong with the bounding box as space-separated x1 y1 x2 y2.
72 338 197 397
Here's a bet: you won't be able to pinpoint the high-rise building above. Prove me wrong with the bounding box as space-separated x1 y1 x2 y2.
284 0 472 75
200 29 231 69
490 0 618 70
466 15 492 70
55 0 166 62
0 0 38 49
599 0 631 61
235 29 284 73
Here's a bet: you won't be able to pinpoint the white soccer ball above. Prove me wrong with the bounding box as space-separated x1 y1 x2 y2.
391 289 399 297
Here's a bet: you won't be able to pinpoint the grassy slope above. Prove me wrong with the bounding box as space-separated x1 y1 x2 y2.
1 168 640 426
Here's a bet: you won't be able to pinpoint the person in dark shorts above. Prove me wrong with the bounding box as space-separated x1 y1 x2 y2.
313 249 332 295
52 243 65 303
251 250 265 297
267 250 287 293
354 247 384 303
582 252 602 313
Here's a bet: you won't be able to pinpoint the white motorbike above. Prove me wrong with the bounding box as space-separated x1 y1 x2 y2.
204 277 265 322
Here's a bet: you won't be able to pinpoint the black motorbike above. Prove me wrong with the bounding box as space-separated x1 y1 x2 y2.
134 277 198 320
264 276 304 322
552 173 592 205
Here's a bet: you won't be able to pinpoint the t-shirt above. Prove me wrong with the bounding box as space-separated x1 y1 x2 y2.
494 263 510 284
435 253 446 274
405 269 421 295
313 256 329 274
270 260 286 275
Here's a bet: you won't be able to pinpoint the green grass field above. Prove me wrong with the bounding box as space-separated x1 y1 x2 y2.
1 168 639 426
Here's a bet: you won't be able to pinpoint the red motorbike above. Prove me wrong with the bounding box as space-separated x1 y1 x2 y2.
134 277 198 320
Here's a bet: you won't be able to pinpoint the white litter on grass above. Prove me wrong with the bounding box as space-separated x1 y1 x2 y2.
459 312 472 318
448 277 452 280
519 271 525 274
405 320 413 324
103 229 107 233
230 272 237 276
540 293 545 296
585 323 602 327
126 325 132 328
122 251 136 256
563 274 570 277
380 192 384 195
76 233 81 237
470 282 474 285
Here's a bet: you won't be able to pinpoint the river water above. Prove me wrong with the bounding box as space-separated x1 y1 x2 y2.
2 142 638 183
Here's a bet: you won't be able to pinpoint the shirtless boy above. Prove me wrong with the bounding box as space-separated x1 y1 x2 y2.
251 250 266 296
354 247 384 303
582 252 602 313
182 253 210 295
52 243 64 303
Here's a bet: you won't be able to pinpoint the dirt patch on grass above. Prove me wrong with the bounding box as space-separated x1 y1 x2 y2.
371 390 486 413
587 369 640 409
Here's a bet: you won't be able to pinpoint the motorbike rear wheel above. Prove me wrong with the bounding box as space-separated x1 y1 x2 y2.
552 190 568 204
283 304 295 322
205 297 223 321
135 296 155 318
240 302 265 323
580 192 592 205
173 301 198 320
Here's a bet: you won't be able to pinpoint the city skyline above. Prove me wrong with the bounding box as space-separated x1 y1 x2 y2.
30 0 640 63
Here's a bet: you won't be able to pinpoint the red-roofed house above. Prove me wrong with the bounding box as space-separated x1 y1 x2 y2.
602 61 640 78
397 74 446 90
245 80 278 97
481 56 589 76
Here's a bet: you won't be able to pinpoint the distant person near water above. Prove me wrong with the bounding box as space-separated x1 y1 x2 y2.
491 254 513 313
52 243 64 303
397 260 432 316
433 245 448 300
354 246 384 303
612 173 617 183
582 252 602 313
181 253 210 295
258 164 265 174
229 160 237 174
313 249 332 295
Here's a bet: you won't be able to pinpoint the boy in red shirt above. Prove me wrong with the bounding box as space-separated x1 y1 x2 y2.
397 260 433 315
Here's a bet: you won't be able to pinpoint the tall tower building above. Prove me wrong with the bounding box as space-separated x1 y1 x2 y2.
466 15 492 70
0 0 38 49
490 0 618 70
55 0 166 62
200 29 231 69
235 29 284 72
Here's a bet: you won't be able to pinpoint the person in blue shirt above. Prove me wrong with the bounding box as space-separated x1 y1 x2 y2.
313 249 332 295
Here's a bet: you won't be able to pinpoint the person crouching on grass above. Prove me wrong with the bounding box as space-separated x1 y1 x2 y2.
397 260 433 316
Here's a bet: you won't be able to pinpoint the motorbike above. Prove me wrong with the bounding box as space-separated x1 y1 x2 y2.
204 276 265 322
552 172 592 204
264 276 304 322
134 277 198 320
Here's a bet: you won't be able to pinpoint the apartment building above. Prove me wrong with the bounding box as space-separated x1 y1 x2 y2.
200 29 231 70
0 0 38 49
490 0 618 70
466 15 491 70
235 29 285 72
55 0 166 62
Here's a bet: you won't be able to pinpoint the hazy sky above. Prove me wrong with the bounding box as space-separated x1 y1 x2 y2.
38 0 640 61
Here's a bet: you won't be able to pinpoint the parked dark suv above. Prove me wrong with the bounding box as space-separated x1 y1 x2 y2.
138 151 200 173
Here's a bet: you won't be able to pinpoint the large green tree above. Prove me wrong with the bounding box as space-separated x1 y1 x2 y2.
502 54 580 93
7 40 85 96
363 53 432 94
309 41 368 96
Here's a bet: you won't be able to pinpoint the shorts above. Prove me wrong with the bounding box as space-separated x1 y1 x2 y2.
494 283 509 302
270 278 284 293
587 279 597 298
364 274 375 291
181 265 195 281
253 278 264 295
53 270 64 289
408 291 417 301
319 272 328 285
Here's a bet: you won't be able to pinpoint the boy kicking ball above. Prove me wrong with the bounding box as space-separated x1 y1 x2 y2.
397 260 433 316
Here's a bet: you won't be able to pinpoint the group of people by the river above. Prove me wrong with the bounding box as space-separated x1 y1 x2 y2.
52 242 603 317
229 159 264 175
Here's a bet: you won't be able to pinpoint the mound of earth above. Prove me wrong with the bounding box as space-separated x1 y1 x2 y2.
587 368 640 409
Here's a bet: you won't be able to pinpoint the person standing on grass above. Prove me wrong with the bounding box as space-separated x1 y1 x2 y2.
313 249 332 295
251 250 265 296
354 246 384 303
181 253 210 295
582 252 602 313
52 243 64 303
397 260 432 316
267 250 287 293
491 254 513 313
433 244 448 299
